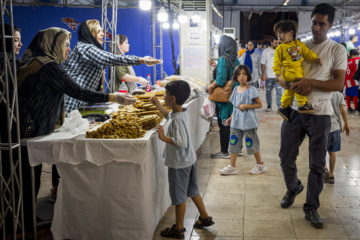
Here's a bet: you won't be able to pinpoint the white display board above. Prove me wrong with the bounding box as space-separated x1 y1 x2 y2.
179 4 212 83
182 46 207 70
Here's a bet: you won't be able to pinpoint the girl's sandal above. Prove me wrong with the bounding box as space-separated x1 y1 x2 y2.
160 224 186 239
193 216 215 229
329 176 335 184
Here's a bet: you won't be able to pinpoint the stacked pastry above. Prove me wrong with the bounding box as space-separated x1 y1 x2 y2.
86 90 167 139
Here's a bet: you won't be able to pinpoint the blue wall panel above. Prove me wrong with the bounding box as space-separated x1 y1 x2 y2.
10 6 179 82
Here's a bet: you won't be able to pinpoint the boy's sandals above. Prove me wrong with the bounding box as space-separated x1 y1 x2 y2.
193 216 215 229
160 224 186 239
324 168 330 183
329 176 335 184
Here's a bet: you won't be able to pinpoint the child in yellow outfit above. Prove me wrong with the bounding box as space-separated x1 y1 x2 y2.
273 20 322 121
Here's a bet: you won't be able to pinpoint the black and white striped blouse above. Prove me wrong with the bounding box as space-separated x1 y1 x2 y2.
18 62 109 138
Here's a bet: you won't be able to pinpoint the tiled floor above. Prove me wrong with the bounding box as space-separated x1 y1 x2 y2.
151 89 360 240
36 89 360 240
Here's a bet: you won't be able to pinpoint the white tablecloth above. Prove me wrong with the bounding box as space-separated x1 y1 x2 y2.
27 94 210 240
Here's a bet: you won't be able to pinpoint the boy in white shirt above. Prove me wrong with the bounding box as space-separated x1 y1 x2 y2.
150 80 214 239
324 92 350 184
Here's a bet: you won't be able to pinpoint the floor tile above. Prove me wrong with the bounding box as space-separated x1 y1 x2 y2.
244 220 295 238
192 219 244 237
245 206 291 221
293 218 348 238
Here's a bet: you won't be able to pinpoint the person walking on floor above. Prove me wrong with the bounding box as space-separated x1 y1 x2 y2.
207 35 240 159
261 37 282 111
344 49 360 115
218 65 266 175
240 40 262 89
324 92 350 184
275 3 347 229
150 80 214 239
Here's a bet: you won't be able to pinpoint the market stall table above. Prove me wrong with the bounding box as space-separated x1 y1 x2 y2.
27 94 210 240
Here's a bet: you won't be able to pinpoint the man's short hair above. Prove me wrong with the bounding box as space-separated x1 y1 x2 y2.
270 37 278 43
350 34 358 41
311 3 336 24
165 80 191 105
349 49 359 57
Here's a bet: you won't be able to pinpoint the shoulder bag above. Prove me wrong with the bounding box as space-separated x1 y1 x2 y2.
208 57 234 103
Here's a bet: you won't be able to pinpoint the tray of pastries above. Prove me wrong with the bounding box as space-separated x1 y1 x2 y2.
86 90 168 139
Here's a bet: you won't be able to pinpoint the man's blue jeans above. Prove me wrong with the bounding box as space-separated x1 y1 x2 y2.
279 109 331 213
266 78 283 108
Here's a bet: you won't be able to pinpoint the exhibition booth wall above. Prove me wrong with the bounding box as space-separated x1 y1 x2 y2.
8 6 180 84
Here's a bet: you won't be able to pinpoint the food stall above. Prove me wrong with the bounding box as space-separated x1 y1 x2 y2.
26 81 210 240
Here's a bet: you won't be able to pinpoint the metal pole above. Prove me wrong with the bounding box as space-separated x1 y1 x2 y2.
152 0 156 82
102 0 117 93
0 0 24 239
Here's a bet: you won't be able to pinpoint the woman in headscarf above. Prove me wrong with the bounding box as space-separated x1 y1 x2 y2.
109 34 149 93
64 19 161 114
240 40 262 88
16 27 136 235
206 35 240 159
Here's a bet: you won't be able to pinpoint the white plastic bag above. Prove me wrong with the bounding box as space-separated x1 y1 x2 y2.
201 97 216 121
58 110 89 134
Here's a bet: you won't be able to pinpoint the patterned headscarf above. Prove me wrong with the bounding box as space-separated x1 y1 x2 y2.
218 35 237 68
17 27 71 87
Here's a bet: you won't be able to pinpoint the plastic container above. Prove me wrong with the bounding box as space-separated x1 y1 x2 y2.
146 74 151 92
118 79 128 94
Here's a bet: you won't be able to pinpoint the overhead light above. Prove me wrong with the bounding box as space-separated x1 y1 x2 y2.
349 27 356 35
139 0 151 11
162 22 170 29
178 9 188 24
329 31 335 37
283 0 290 6
335 30 341 36
211 3 223 18
173 19 180 30
158 6 168 22
192 9 201 23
